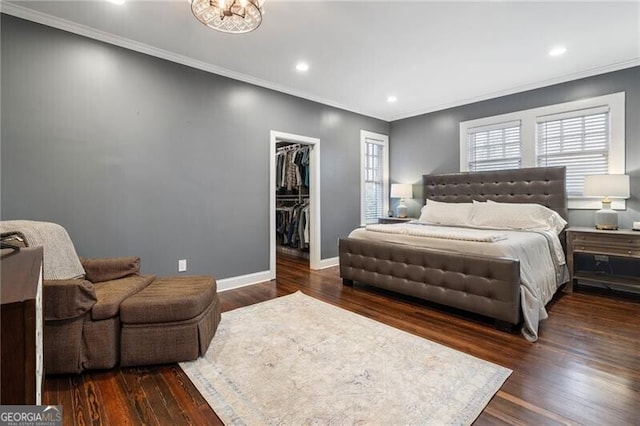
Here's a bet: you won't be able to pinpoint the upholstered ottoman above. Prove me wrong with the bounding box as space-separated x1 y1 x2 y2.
119 275 221 366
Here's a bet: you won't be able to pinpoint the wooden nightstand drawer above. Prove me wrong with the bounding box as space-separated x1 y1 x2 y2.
572 233 640 249
571 243 640 258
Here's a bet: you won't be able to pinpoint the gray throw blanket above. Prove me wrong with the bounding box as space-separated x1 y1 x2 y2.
0 220 85 280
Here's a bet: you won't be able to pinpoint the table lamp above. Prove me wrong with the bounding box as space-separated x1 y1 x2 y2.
583 174 630 230
390 184 413 218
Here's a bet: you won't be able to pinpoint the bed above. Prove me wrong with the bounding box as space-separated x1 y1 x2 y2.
339 167 569 341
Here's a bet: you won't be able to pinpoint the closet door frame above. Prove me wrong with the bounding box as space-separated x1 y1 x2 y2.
269 130 321 276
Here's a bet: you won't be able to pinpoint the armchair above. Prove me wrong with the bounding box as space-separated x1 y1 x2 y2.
1 220 220 375
43 257 155 374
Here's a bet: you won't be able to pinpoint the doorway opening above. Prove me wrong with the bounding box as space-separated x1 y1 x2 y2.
269 131 321 279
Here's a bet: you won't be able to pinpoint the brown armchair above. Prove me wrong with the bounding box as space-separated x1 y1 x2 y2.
2 221 221 375
43 257 155 374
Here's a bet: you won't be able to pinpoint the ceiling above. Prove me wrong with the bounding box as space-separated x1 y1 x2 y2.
4 1 640 121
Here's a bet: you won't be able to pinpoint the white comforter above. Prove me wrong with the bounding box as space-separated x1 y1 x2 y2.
349 223 568 341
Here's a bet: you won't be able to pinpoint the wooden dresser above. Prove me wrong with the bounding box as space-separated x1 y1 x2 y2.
1 246 44 405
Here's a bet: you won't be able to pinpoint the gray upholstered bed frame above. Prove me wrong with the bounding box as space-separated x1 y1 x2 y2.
339 166 567 329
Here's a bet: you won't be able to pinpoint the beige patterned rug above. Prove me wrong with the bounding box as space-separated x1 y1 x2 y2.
180 291 511 425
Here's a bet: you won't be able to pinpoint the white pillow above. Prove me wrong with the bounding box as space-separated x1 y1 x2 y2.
418 199 474 226
470 201 567 234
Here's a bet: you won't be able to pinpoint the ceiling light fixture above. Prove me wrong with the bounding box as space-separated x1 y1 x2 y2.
548 46 567 57
191 0 265 34
296 62 309 72
109 0 125 4
387 95 397 103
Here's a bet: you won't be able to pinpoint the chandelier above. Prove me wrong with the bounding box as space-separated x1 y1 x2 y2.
191 0 265 34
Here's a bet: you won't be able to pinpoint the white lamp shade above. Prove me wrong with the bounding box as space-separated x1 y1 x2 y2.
583 174 630 198
390 184 413 199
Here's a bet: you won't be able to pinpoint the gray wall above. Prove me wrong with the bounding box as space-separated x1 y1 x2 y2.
389 66 640 229
1 15 388 278
3 14 638 282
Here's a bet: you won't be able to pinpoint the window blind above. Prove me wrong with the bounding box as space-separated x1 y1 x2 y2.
537 109 609 196
467 121 521 172
363 139 385 224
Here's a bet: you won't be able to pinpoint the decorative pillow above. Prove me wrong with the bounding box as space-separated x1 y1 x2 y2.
418 199 474 226
80 256 141 283
471 201 567 234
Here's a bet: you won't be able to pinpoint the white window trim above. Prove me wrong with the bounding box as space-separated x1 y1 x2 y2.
460 92 626 210
360 130 389 226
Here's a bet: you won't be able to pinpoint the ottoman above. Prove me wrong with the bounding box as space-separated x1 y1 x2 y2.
119 275 221 366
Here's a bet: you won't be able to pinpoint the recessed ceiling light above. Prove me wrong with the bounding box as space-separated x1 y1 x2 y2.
548 46 567 57
296 62 309 72
387 95 397 103
109 0 125 4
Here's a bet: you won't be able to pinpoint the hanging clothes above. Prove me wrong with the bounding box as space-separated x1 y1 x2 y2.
275 142 311 254
275 199 310 250
276 144 310 191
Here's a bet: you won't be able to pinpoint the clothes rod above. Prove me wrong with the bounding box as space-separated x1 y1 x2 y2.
276 144 303 152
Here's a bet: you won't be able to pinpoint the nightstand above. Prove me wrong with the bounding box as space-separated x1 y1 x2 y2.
565 227 640 293
378 217 414 224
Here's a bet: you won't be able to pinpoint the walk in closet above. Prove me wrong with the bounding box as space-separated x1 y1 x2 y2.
275 142 311 259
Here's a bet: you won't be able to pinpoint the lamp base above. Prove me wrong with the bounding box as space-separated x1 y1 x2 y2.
594 207 618 230
396 201 408 218
595 223 619 230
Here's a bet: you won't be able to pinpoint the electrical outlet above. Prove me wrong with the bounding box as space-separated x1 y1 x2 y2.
594 255 609 263
178 259 187 272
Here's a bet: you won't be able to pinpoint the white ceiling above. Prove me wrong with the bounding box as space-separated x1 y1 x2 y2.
4 0 640 121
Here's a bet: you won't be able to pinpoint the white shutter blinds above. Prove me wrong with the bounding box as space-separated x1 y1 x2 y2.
467 121 521 172
537 107 609 196
364 139 384 224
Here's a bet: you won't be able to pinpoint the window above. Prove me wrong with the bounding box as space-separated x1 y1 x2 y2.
467 120 521 172
361 130 389 225
537 107 609 197
460 92 625 209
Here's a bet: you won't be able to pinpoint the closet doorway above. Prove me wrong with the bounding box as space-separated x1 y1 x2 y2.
269 131 321 279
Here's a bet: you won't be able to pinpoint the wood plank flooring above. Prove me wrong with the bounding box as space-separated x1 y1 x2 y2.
43 253 640 425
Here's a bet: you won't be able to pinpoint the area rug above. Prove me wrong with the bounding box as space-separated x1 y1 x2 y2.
180 291 511 425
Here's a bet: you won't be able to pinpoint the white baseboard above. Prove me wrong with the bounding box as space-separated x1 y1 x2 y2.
315 257 339 270
217 270 272 292
217 257 338 292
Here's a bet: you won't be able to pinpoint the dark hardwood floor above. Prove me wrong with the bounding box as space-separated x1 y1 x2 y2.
44 252 640 425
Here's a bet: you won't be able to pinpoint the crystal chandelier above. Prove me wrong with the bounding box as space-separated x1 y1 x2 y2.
191 0 265 34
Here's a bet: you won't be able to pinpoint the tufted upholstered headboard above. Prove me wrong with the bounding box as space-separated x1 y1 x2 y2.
423 167 568 221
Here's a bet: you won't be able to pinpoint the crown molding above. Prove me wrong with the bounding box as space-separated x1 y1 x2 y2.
0 1 386 121
2 2 638 123
389 58 640 122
